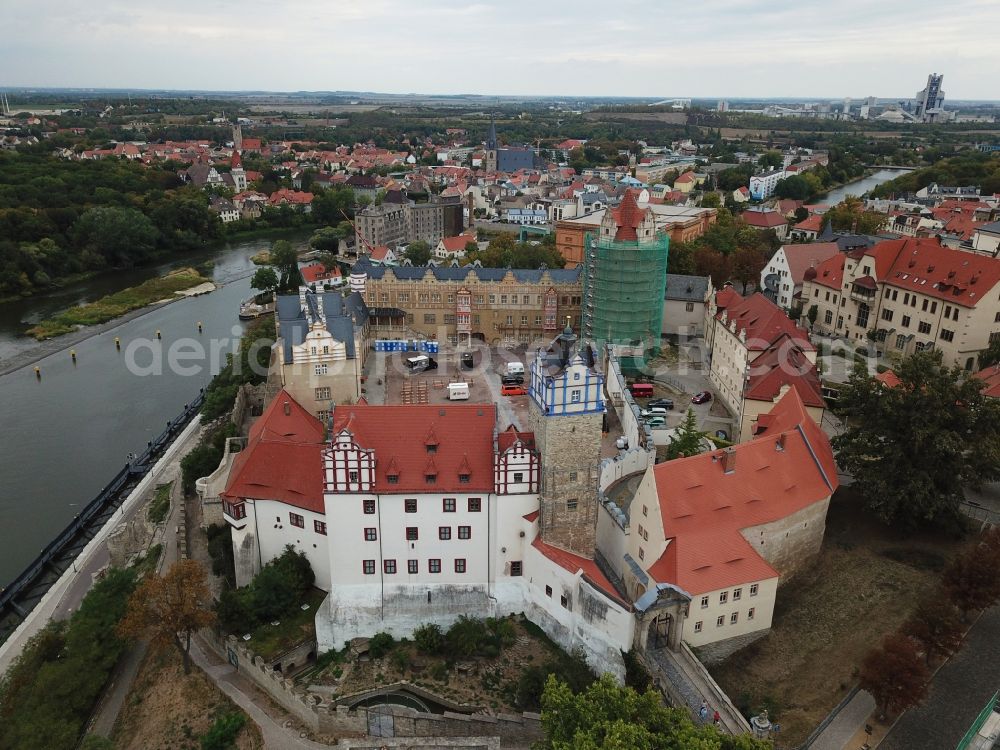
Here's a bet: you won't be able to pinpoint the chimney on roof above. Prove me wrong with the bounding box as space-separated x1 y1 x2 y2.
722 446 737 474
283 401 291 416
776 433 786 452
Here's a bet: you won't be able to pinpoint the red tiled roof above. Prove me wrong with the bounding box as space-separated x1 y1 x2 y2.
714 286 742 311
301 263 341 284
866 238 1000 309
973 365 1000 398
780 242 841 285
331 403 497 492
609 189 648 241
794 214 825 232
498 424 536 452
743 210 787 229
647 388 837 594
439 235 469 253
810 252 846 290
222 391 326 513
370 245 391 261
875 370 902 389
675 171 696 184
744 335 825 407
719 293 814 351
531 535 628 607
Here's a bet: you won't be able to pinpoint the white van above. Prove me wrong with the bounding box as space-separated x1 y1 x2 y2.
505 362 525 376
448 382 470 400
406 355 430 372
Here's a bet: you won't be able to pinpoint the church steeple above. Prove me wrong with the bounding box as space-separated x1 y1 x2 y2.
486 111 498 151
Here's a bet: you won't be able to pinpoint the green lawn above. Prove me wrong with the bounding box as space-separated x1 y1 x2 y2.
26 268 209 340
246 589 326 660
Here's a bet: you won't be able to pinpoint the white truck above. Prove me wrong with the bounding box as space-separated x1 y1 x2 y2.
447 382 470 401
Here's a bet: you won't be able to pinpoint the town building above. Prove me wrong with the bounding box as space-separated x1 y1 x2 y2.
760 242 841 310
749 169 785 201
349 257 582 348
801 237 1000 369
705 289 817 426
969 221 1000 258
355 195 464 250
662 274 712 337
742 208 789 240
209 196 240 224
272 291 370 421
582 191 669 350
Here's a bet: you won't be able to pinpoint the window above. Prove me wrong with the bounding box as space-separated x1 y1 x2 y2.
424 314 436 324
931 302 937 314
459 474 470 484
569 471 578 482
454 559 466 573
468 498 482 512
918 321 931 335
896 334 907 350
717 615 725 627
349 470 359 483
686 302 695 312
638 548 645 560
922 299 929 311
694 621 703 633
458 526 471 539
731 612 739 624
439 526 452 540
510 561 523 576
384 559 397 574
642 505 648 517
224 501 246 520
902 315 911 328
314 520 327 535
857 303 870 328
363 499 376 514
749 584 758 597
363 560 376 575
719 591 728 604
314 364 328 376
566 499 579 511
500 294 508 304
881 308 894 322
733 588 742 601
940 329 954 342
315 387 331 400
406 527 418 541
561 595 569 608
289 512 304 528
405 498 417 513
408 559 418 574
364 527 377 541
442 498 456 512
824 310 833 325
429 559 441 573
545 585 552 597
521 315 528 325
700 596 709 609
513 472 524 483
748 607 755 620
387 474 398 485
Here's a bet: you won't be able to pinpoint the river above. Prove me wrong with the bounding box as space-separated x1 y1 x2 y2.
0 235 310 587
819 168 911 206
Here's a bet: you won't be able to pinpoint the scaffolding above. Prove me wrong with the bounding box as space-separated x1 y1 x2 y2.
582 232 669 349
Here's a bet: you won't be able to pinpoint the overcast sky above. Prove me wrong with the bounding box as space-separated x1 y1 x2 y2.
4 0 999 100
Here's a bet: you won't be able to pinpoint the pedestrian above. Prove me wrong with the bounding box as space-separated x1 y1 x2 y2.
714 710 721 726
699 700 708 723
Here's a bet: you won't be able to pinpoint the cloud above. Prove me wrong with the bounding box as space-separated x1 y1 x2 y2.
2 0 998 98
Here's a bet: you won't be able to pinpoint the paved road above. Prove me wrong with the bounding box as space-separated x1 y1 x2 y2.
808 689 876 750
880 605 1000 750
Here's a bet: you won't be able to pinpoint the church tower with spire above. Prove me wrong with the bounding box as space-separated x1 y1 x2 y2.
230 149 247 192
526 321 605 557
485 111 498 173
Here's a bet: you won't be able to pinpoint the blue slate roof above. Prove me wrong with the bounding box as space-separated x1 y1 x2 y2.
277 290 368 362
664 274 710 302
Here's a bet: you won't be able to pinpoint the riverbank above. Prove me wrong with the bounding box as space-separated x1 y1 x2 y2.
26 268 211 341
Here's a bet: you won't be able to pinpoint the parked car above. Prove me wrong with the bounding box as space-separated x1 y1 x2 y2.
501 384 527 397
640 407 670 418
644 416 666 428
647 398 674 410
501 374 525 386
692 391 712 405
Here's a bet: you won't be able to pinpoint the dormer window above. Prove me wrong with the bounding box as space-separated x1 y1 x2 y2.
426 444 437 454
459 473 470 484
387 474 399 484
425 474 436 484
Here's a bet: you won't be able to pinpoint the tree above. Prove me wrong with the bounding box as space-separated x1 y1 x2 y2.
758 150 783 170
858 633 929 718
308 226 342 254
667 240 695 275
978 338 1000 369
72 206 159 268
731 244 768 294
773 174 812 200
538 674 771 750
119 559 216 674
666 409 703 460
806 304 818 327
403 240 432 266
250 266 278 295
901 592 964 664
269 239 303 292
700 192 721 209
942 542 1000 620
824 196 885 235
693 245 733 287
832 350 1000 526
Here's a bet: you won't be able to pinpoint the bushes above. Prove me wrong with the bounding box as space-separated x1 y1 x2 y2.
0 568 138 750
368 632 395 659
200 712 246 750
514 646 595 711
443 616 517 659
215 546 315 633
413 623 444 655
206 523 235 586
200 315 274 421
180 422 238 494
